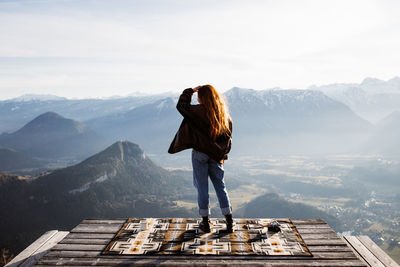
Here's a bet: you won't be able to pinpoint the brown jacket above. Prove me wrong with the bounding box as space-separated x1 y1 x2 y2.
168 88 232 162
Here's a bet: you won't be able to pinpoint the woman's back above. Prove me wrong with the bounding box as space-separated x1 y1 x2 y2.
168 84 234 233
168 86 232 162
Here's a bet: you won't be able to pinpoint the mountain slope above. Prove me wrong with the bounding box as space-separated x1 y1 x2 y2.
0 141 193 254
34 140 185 197
0 112 108 160
0 148 44 172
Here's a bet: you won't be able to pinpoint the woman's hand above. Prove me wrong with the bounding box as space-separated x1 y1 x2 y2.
193 86 201 93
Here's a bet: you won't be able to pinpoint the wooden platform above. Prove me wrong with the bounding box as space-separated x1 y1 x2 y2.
6 218 399 266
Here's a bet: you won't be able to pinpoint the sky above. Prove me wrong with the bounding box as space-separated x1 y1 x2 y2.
0 0 399 99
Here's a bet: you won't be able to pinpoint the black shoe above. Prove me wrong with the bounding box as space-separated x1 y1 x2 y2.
199 220 211 233
225 214 234 233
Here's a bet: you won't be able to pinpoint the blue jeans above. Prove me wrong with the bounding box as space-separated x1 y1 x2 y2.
191 149 232 216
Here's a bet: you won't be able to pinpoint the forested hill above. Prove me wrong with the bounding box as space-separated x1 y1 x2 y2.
0 141 194 254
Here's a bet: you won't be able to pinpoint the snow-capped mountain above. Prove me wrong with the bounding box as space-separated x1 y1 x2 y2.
10 94 68 102
223 87 372 155
224 87 370 133
309 77 400 123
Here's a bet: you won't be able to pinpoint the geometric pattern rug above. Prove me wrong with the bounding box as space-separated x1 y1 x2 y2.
102 218 312 256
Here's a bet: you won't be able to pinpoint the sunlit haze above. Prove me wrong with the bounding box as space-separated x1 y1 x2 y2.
0 0 399 99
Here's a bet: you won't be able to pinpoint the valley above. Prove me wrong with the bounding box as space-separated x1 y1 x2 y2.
153 152 400 263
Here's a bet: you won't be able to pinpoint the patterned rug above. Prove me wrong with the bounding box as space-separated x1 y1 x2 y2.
102 218 312 256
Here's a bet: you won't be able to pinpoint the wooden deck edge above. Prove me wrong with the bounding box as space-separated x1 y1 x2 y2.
357 236 400 267
342 236 399 267
5 230 69 267
342 236 383 267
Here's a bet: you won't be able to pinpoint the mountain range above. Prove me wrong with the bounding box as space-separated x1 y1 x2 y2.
2 77 398 133
0 93 174 133
84 87 372 155
1 77 399 160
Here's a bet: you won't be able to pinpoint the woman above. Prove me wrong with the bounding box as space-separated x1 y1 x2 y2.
168 85 233 233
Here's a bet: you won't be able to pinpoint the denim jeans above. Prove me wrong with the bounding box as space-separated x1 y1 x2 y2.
191 149 232 216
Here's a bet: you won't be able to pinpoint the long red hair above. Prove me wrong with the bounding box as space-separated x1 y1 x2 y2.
197 85 231 141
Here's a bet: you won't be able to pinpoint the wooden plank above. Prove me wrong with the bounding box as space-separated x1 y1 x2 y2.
36 258 367 266
297 228 336 234
71 222 124 228
63 233 115 239
301 233 341 239
59 238 110 245
5 230 59 267
295 225 332 229
70 224 122 233
40 250 100 258
41 250 359 260
301 233 342 239
19 231 69 267
51 243 106 251
357 236 400 267
81 219 126 224
304 239 348 246
343 236 381 267
291 219 327 224
307 245 353 252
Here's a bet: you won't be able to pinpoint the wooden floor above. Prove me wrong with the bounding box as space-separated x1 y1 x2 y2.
8 218 398 266
22 218 371 266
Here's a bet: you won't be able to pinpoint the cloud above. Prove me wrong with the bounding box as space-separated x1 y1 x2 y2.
0 0 399 99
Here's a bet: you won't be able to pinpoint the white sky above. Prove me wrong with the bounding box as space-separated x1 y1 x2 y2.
0 0 399 99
